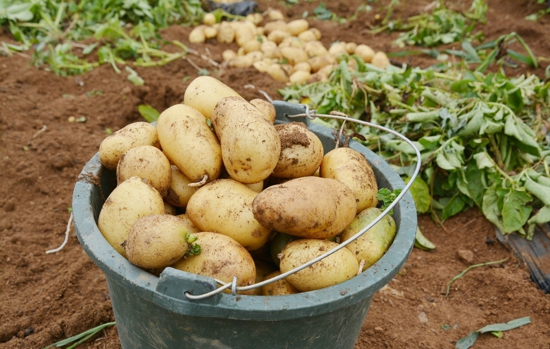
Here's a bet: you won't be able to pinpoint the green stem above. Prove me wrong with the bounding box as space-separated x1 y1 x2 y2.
446 258 508 297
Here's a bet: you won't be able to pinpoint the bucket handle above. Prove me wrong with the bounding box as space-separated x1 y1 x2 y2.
181 107 422 300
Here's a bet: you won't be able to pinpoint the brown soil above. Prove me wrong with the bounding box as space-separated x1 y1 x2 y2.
1 0 549 348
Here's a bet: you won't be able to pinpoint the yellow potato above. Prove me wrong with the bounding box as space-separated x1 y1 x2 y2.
266 64 289 82
249 99 276 124
261 270 300 295
156 104 222 184
217 21 235 44
99 122 159 170
116 145 171 197
125 214 194 269
286 19 309 36
183 76 243 119
340 207 397 269
211 97 281 184
254 260 278 295
186 179 271 250
246 13 263 26
280 47 308 66
304 41 328 58
203 26 218 39
289 70 311 84
355 44 375 63
308 55 336 72
268 29 290 44
279 239 358 291
229 55 253 68
372 51 390 68
222 49 238 61
245 51 263 63
203 13 216 26
253 59 273 73
263 20 287 34
272 122 324 178
267 9 284 21
252 176 357 239
164 201 177 215
328 42 348 58
98 176 165 257
165 165 199 208
189 26 206 43
320 147 378 213
292 62 311 73
345 42 357 54
298 30 317 42
243 37 262 53
171 232 256 295
175 213 200 234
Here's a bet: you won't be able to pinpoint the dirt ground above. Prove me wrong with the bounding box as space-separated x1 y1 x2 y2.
1 0 549 348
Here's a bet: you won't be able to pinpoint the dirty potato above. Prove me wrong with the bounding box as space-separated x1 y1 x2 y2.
171 232 256 295
252 176 357 239
261 270 300 295
320 147 378 213
279 239 358 291
272 122 324 178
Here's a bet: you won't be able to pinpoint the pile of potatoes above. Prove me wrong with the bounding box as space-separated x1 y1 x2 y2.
97 76 397 296
188 9 390 85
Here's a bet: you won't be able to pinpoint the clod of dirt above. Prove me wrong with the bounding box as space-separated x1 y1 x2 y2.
457 249 475 265
49 152 74 170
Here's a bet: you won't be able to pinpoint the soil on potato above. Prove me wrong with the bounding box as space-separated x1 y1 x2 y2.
1 0 550 348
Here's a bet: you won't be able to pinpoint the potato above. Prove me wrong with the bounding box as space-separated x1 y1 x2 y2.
340 207 397 269
217 21 235 44
328 42 348 57
304 41 328 58
165 165 199 208
156 104 222 184
186 179 271 250
345 42 357 54
279 239 358 291
116 145 171 197
266 63 289 82
243 37 262 53
249 99 276 124
98 176 165 257
164 201 177 215
204 26 218 39
289 70 311 84
355 44 375 63
172 232 256 295
263 20 287 34
245 181 264 193
234 23 256 47
268 29 290 44
253 59 273 73
229 55 253 68
272 122 323 178
176 213 200 234
260 40 278 53
246 13 263 26
261 270 300 295
253 260 277 295
308 55 336 72
280 47 308 65
222 49 238 62
372 51 390 68
320 147 378 213
99 122 159 170
286 19 309 36
245 51 263 63
267 9 284 21
125 214 195 269
183 76 243 119
211 97 281 184
293 62 311 73
252 176 357 239
189 26 206 43
203 13 216 25
298 29 317 42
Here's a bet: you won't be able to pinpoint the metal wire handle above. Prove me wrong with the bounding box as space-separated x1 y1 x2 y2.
185 108 422 300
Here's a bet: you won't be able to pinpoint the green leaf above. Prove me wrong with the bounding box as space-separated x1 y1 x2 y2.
137 105 160 123
405 176 431 213
440 194 466 220
436 152 456 170
501 189 532 233
456 317 531 349
126 66 144 86
414 227 436 250
473 152 494 169
455 332 479 349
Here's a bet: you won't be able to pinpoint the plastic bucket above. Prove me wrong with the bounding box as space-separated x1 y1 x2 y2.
72 101 417 349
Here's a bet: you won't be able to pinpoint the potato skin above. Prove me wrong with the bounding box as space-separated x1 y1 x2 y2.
125 214 191 269
252 176 357 239
320 147 378 213
183 76 243 119
116 145 171 197
261 270 300 295
186 179 271 251
272 122 324 178
156 104 222 184
249 99 276 124
98 177 165 257
279 239 358 292
165 165 199 208
340 207 397 269
171 232 256 295
99 122 159 170
211 97 281 184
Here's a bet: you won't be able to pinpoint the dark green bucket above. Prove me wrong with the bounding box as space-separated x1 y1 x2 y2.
72 101 417 349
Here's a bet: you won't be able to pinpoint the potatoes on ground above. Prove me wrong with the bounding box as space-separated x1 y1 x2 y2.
252 176 357 239
189 26 206 43
98 176 165 257
279 239 358 291
165 165 199 208
261 270 300 295
116 145 171 197
186 179 271 251
249 99 276 124
320 147 378 213
211 96 281 184
217 21 235 44
171 232 256 295
266 64 289 82
355 44 375 63
280 47 308 65
272 122 324 178
99 122 159 170
183 76 243 119
125 214 194 269
372 51 390 68
156 104 222 184
340 207 397 269
289 70 311 84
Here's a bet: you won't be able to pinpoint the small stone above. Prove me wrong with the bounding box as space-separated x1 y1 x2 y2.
67 116 75 123
457 250 475 264
24 327 34 337
374 327 384 332
418 311 428 323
